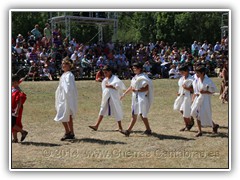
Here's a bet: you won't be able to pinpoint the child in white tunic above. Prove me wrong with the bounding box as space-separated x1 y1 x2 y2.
54 58 78 141
120 62 154 136
173 64 194 131
191 66 219 137
89 65 126 131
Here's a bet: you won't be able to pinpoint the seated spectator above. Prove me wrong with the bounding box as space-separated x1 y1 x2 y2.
81 55 92 77
14 43 23 55
214 42 221 52
169 64 180 79
70 51 78 62
143 61 152 78
29 48 38 63
41 64 53 80
16 34 25 46
96 56 106 68
28 35 36 47
28 62 39 81
73 57 83 79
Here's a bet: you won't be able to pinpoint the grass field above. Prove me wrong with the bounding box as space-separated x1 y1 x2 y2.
11 78 229 169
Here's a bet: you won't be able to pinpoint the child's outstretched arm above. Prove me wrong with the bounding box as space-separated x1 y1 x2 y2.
120 86 132 100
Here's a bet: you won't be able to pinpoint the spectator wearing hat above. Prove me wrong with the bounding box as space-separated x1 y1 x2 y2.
16 34 25 46
96 56 106 68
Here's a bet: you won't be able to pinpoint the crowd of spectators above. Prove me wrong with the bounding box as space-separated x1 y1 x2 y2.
12 23 229 81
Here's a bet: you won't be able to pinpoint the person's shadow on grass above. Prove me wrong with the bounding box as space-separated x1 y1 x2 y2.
20 141 62 147
70 138 127 145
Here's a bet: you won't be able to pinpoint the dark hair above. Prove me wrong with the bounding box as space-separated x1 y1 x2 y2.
178 64 189 72
132 62 143 70
12 74 20 82
195 65 206 74
102 65 112 72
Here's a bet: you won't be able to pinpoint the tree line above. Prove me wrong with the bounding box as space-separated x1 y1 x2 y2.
11 11 227 46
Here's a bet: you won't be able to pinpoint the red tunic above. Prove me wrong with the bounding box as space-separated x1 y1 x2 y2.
12 87 27 131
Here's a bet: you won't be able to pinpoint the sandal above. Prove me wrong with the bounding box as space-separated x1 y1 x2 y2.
120 130 131 137
12 139 18 143
21 131 28 142
195 132 202 137
213 124 219 133
60 133 71 141
180 127 187 131
187 119 195 131
89 126 98 131
143 130 152 136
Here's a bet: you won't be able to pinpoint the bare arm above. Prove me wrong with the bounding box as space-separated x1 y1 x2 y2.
120 86 132 100
14 97 22 117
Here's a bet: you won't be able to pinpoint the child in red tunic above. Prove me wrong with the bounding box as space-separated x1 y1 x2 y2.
12 74 28 143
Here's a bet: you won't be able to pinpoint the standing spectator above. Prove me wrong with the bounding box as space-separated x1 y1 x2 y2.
191 41 198 56
31 24 42 40
44 23 51 45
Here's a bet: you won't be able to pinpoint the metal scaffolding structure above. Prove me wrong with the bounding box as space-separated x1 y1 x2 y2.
221 12 228 39
49 12 118 42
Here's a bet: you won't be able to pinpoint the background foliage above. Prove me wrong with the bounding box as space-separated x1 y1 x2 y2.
12 11 226 46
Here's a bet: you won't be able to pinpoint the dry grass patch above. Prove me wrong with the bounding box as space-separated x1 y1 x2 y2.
11 78 229 169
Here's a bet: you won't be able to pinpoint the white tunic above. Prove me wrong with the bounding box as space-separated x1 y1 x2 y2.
173 75 194 118
54 71 78 122
131 73 154 118
191 75 217 126
99 75 126 121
